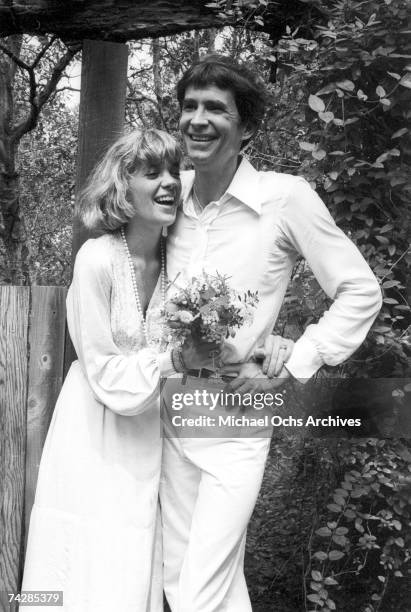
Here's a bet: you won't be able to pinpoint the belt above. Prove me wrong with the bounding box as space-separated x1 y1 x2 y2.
184 368 236 382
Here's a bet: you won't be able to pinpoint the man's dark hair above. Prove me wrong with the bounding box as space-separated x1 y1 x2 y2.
177 54 267 139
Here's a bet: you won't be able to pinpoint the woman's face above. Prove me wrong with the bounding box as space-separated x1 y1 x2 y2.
127 162 181 227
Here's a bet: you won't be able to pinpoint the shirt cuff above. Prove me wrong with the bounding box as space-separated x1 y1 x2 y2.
284 336 324 383
157 351 178 377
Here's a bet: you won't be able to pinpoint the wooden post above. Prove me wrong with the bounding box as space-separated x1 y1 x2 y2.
0 287 30 611
66 40 128 373
72 39 128 258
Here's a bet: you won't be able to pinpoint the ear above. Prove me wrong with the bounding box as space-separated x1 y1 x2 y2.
241 123 255 143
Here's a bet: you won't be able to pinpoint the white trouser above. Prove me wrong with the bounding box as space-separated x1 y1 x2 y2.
160 410 271 612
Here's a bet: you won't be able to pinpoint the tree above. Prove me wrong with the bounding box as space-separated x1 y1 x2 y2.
0 35 80 283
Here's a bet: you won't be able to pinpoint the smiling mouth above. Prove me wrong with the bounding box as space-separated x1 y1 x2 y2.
154 196 176 206
188 134 216 142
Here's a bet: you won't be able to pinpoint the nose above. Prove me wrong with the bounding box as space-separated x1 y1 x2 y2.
160 169 179 189
190 105 208 127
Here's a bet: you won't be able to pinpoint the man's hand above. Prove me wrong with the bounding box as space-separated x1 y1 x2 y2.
254 334 294 378
225 360 290 394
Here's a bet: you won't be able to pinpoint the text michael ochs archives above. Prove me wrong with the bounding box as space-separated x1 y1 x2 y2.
168 390 362 428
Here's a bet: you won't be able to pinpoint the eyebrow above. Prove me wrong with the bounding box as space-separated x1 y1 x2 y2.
182 97 228 110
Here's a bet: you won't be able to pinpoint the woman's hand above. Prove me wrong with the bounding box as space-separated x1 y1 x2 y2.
180 338 222 371
253 334 294 378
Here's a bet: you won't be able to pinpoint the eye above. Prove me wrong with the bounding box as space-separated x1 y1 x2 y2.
170 168 181 179
182 101 196 111
144 169 160 179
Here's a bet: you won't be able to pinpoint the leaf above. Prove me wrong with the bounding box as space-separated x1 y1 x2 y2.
311 570 323 581
299 141 316 151
392 128 408 138
319 111 334 123
316 527 332 537
308 94 325 112
307 594 322 603
327 503 342 512
314 551 328 561
328 550 344 561
387 71 401 79
383 280 400 288
332 534 348 546
399 73 411 88
376 85 386 97
312 149 327 160
381 98 391 107
336 79 355 91
324 577 339 586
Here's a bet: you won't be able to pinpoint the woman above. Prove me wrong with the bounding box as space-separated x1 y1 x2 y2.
22 128 216 612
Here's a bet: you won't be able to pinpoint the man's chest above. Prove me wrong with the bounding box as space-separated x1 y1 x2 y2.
167 206 283 291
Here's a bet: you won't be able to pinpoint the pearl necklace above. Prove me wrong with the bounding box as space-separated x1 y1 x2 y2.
120 227 166 345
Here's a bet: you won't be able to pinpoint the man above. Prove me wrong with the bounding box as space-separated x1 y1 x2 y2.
161 54 382 612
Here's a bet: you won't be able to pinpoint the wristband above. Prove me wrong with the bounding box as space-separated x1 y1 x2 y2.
171 348 187 373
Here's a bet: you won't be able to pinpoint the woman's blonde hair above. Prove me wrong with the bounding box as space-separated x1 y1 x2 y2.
77 128 182 232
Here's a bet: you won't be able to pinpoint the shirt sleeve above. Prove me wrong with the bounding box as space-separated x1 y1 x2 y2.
278 177 382 381
66 239 175 416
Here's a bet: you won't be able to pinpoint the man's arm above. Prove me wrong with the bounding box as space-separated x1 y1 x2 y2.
278 177 382 382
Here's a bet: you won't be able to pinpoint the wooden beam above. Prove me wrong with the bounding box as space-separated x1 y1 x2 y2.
72 39 128 258
24 287 67 550
0 287 30 610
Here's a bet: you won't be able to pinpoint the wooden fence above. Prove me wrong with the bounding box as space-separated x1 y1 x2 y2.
0 286 67 612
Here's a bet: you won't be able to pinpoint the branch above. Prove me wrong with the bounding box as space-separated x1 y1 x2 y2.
32 35 58 68
0 41 31 71
12 42 81 143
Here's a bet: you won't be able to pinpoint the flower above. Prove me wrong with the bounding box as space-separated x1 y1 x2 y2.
162 271 259 347
177 310 195 324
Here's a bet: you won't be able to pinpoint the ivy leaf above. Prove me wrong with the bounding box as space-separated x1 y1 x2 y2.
336 79 355 91
313 551 328 561
312 149 327 160
319 111 334 123
328 550 345 561
399 73 411 88
327 503 342 512
316 526 332 537
299 141 316 151
308 94 325 112
391 127 408 138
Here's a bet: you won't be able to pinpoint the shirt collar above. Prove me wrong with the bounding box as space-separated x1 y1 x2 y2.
181 157 262 216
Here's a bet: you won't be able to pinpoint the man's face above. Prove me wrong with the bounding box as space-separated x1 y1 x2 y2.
179 85 251 171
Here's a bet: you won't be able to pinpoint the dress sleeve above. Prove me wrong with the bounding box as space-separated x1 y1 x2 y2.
66 239 174 416
278 178 382 381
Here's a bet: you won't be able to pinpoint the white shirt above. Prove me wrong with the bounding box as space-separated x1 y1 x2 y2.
167 158 382 380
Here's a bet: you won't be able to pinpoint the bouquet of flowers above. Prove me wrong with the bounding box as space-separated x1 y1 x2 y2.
163 271 259 346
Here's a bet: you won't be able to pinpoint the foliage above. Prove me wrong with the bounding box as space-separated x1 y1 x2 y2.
271 0 411 377
306 437 411 612
0 35 79 283
18 97 78 285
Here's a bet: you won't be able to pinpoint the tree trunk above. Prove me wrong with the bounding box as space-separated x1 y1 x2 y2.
0 36 31 284
152 38 164 129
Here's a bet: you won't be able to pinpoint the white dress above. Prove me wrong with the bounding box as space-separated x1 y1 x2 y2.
22 233 166 612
